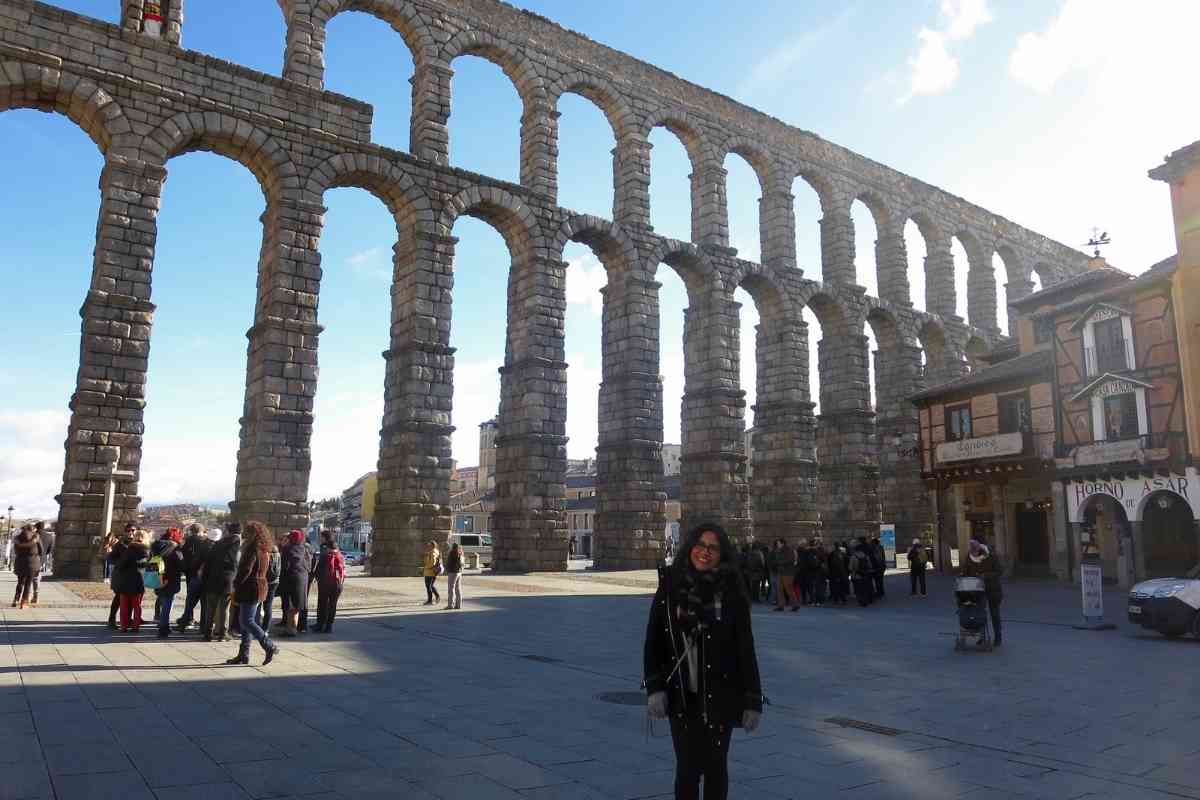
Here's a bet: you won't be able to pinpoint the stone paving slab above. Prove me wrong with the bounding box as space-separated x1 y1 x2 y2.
2 570 1199 800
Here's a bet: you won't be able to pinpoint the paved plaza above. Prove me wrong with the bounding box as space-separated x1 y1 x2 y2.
1 569 1198 800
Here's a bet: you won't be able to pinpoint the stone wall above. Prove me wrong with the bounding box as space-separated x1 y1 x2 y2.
0 0 1089 576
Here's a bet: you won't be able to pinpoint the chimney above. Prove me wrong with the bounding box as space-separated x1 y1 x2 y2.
1086 254 1107 271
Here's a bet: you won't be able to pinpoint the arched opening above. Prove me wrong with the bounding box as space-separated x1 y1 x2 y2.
792 176 824 277
1081 494 1129 582
656 261 690 453
647 127 693 242
0 110 102 520
919 322 947 385
965 336 990 373
993 252 1010 336
563 240 606 470
1030 265 1046 293
140 152 264 505
851 198 883 298
1141 493 1199 578
556 93 616 218
951 235 970 321
734 286 757 429
306 187 396 506
724 153 761 261
448 55 522 182
447 217 509 484
324 10 416 149
802 307 821 413
904 218 929 313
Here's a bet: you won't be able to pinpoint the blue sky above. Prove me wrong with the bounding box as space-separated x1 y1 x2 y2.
3 0 1196 516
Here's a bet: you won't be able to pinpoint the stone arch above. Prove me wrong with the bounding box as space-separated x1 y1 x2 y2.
918 318 948 382
646 239 721 301
436 184 545 260
553 214 638 277
964 334 990 372
0 62 132 154
303 151 431 230
1031 261 1056 288
735 264 793 321
547 72 635 142
310 0 433 61
641 107 716 171
905 209 945 251
142 110 300 203
720 135 774 193
442 29 549 114
793 165 837 216
865 303 903 352
956 227 998 332
995 243 1025 285
798 288 852 338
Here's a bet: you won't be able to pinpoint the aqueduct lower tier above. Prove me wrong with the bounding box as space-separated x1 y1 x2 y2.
1 0 1091 576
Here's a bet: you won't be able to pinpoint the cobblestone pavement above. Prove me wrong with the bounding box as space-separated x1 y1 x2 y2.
1 570 1198 800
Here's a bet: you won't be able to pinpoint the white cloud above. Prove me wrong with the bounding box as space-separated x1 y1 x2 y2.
0 409 70 519
900 0 992 103
737 8 857 97
346 247 390 281
565 253 607 316
1008 0 1116 93
566 350 601 459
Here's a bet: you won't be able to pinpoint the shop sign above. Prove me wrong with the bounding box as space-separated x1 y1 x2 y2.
1072 439 1144 466
879 523 896 568
1095 379 1139 398
1067 467 1200 522
936 432 1024 464
1080 563 1104 624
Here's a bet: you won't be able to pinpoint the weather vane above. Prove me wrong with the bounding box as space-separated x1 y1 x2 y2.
1084 227 1111 258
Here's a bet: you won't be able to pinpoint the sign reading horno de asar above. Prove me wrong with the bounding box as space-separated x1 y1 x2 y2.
936 432 1024 464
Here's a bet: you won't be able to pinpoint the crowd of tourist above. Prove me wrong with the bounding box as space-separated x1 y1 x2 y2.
738 535 932 609
99 521 348 665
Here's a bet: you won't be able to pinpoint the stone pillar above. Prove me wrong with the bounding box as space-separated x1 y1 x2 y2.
1051 480 1070 581
750 316 819 546
691 161 728 248
876 224 911 306
759 188 796 271
520 101 557 199
1005 278 1035 339
594 274 667 569
816 332 880 543
679 295 751 543
411 61 452 165
230 199 324 534
875 343 927 547
283 14 324 89
491 255 569 572
820 209 856 286
372 231 455 576
54 158 165 578
613 134 651 228
967 248 1000 334
925 237 958 318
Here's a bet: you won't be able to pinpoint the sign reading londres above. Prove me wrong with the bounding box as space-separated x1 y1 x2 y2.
935 432 1025 464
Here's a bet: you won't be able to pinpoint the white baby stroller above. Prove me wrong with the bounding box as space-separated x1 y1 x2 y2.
953 576 993 652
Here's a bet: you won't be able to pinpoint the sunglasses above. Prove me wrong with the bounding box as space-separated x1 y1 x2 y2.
693 543 721 555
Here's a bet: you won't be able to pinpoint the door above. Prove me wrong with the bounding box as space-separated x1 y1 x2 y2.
1142 495 1198 578
1015 508 1049 565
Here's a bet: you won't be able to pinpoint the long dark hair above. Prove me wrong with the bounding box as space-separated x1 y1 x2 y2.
672 522 741 579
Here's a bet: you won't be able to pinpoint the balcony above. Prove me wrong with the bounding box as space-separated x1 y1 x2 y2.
1056 431 1188 467
1084 342 1134 378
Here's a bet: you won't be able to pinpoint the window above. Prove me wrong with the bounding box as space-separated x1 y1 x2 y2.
999 393 1030 434
1103 393 1138 440
1033 316 1054 345
1093 317 1128 373
945 404 972 441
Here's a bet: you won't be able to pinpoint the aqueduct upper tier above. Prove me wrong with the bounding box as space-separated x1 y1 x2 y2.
0 0 1091 575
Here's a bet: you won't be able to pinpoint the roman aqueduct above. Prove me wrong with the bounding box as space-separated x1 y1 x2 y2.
0 0 1090 576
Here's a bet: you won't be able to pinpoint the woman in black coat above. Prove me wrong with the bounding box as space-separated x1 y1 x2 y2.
151 528 185 639
11 524 43 609
112 531 149 632
961 538 1003 646
644 523 763 800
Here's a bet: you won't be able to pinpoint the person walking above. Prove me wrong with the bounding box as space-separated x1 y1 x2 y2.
850 539 875 607
644 523 764 800
151 528 184 638
175 524 210 631
960 538 1003 646
907 538 928 597
278 529 311 636
112 530 149 632
256 534 282 631
826 543 848 605
422 540 442 606
314 531 346 631
225 521 279 665
444 542 463 610
11 524 43 609
771 539 798 612
200 523 240 642
35 522 54 576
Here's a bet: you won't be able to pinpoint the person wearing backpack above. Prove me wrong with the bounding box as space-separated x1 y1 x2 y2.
444 542 464 610
827 542 850 605
175 524 210 632
422 540 442 606
256 535 282 631
150 528 184 639
315 531 346 632
907 538 928 597
849 539 875 607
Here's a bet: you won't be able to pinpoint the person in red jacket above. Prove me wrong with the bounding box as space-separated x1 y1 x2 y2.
314 530 346 633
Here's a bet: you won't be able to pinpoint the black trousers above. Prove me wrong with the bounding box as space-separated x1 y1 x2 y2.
669 715 732 800
910 568 927 595
872 572 886 598
989 595 1003 641
14 573 38 604
424 575 440 603
316 582 342 630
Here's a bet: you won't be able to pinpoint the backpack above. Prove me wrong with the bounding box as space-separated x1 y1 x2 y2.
266 550 281 584
851 552 872 578
143 554 165 590
321 549 346 584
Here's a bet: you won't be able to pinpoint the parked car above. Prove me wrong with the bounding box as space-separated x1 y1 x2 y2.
447 532 492 569
1127 565 1200 638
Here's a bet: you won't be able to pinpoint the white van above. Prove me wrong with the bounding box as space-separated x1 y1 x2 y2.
447 532 493 569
